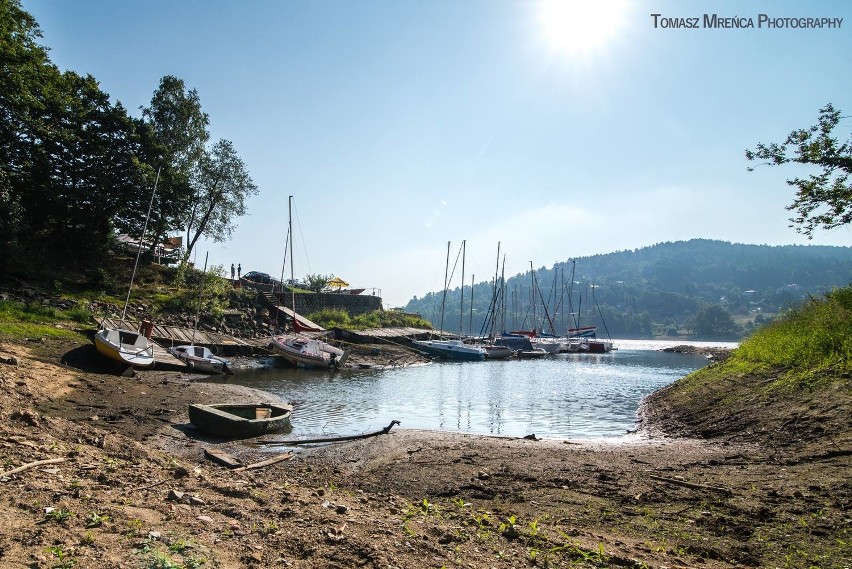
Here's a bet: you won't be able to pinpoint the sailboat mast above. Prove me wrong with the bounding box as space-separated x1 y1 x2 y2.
489 242 500 335
459 240 466 337
469 274 474 336
289 195 296 330
530 261 535 334
120 167 160 324
439 241 450 334
191 252 209 345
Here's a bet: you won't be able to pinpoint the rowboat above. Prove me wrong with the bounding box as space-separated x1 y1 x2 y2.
188 403 293 439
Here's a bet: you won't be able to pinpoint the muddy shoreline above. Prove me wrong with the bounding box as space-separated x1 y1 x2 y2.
0 337 847 568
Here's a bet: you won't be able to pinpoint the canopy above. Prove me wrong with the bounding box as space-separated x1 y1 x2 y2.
326 277 349 289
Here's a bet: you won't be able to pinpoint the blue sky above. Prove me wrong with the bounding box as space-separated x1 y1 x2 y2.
23 0 852 306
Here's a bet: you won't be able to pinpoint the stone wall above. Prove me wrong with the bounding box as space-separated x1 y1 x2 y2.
271 291 383 316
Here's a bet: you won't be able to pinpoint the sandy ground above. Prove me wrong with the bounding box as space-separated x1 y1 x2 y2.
0 337 848 568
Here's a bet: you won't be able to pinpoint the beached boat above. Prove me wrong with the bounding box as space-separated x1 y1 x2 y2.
188 403 292 438
271 196 348 369
94 328 155 367
168 252 232 374
411 339 486 361
95 171 159 369
272 335 346 368
169 345 230 374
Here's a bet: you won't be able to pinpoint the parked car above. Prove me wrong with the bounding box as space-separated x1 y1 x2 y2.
242 271 280 286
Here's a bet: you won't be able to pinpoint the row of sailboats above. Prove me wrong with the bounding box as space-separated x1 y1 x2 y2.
412 241 614 361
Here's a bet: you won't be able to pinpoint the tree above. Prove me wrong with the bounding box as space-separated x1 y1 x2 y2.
746 103 852 238
141 75 210 253
690 305 739 340
183 139 257 260
304 273 334 293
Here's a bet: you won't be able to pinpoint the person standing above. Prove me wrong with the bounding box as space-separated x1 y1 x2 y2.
231 263 235 281
237 264 241 279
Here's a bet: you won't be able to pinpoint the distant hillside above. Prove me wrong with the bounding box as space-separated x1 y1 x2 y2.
403 239 852 340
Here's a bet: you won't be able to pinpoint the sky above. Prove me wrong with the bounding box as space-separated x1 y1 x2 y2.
22 0 852 307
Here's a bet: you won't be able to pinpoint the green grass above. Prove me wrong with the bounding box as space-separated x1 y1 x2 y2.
307 309 433 331
732 287 852 385
0 300 90 341
681 286 852 392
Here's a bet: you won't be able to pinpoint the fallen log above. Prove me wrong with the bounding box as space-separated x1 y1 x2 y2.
256 420 401 446
649 474 732 495
0 457 65 478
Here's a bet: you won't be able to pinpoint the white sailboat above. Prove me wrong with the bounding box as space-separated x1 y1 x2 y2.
411 240 486 362
271 196 347 369
168 252 231 374
94 171 160 368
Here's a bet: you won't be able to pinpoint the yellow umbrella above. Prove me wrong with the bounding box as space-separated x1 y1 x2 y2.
326 277 349 289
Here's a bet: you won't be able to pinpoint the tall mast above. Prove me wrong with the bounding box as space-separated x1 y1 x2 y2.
459 240 466 336
439 241 450 334
500 254 506 333
469 274 474 337
490 242 500 335
289 195 296 329
530 261 535 334
191 252 208 345
120 167 160 324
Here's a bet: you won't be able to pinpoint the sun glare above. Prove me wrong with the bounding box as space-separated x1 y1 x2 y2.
538 0 628 58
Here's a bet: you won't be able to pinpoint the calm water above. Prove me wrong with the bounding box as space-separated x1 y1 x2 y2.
226 339 736 440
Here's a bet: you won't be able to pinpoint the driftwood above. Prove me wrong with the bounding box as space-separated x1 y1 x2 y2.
232 453 293 472
204 448 243 468
0 457 65 478
649 474 732 495
256 420 401 446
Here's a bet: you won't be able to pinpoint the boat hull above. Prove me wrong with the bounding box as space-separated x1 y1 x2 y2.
169 345 229 374
94 328 155 368
188 403 292 439
411 340 485 361
272 336 343 368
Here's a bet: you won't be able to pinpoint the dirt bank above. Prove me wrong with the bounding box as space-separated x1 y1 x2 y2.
0 337 848 568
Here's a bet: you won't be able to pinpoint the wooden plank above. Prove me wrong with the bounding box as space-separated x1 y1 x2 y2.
203 448 243 468
232 453 293 473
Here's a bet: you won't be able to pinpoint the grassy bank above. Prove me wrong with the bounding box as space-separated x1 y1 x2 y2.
645 286 852 445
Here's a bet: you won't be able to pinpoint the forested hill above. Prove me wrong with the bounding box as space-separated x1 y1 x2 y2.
402 239 852 340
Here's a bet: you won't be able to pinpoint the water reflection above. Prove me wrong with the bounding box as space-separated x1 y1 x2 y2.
228 341 724 439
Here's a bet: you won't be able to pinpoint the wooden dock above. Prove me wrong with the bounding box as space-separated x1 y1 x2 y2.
96 318 255 357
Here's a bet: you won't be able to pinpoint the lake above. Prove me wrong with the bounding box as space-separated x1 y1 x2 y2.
226 339 737 440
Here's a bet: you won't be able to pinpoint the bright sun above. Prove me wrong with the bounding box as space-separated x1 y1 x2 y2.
537 0 628 58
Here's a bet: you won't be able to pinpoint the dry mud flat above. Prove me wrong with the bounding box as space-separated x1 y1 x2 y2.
0 339 848 568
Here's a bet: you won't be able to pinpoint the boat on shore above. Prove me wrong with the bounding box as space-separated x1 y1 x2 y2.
188 403 292 438
169 344 230 374
94 328 155 367
168 252 232 374
95 170 159 369
272 335 347 368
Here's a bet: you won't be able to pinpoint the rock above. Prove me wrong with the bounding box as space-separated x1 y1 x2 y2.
173 466 190 478
335 504 349 515
167 490 185 502
477 471 490 481
189 496 206 506
197 515 213 523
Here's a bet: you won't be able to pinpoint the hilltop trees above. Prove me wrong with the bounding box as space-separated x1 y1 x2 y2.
0 1 256 280
746 103 852 238
0 0 149 271
141 76 256 266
